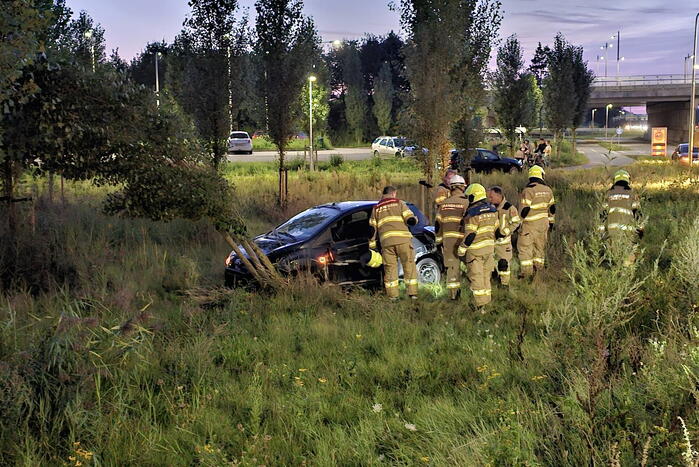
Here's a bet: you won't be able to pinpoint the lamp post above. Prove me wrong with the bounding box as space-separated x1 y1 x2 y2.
611 31 621 76
154 51 161 107
685 54 695 83
605 104 613 142
689 13 699 170
84 29 95 72
591 108 597 129
600 42 613 78
308 75 317 171
223 34 233 134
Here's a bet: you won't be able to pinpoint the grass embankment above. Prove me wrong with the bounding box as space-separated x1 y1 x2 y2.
549 140 588 167
598 141 626 152
252 136 336 151
2 162 699 464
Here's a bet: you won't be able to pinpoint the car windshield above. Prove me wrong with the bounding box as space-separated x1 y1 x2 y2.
230 132 249 139
272 207 339 241
394 138 407 147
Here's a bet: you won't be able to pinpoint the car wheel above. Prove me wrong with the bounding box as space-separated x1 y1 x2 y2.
417 257 441 285
248 150 253 155
395 151 402 158
373 150 380 158
507 166 517 174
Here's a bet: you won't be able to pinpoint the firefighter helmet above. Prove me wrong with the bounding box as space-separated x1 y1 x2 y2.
465 183 487 202
367 250 383 268
528 165 545 179
613 169 630 184
450 175 466 188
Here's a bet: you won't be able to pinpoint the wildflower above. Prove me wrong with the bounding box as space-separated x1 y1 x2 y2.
204 444 214 453
237 423 244 432
318 378 327 383
477 365 488 373
294 377 304 387
404 423 417 432
372 403 383 413
355 334 362 339
264 435 272 442
298 368 308 372
531 375 547 381
68 456 76 461
420 456 430 463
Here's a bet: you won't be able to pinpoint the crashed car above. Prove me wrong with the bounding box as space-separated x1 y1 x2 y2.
225 201 442 288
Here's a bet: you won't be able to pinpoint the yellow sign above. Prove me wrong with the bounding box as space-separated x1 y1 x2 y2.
651 127 667 157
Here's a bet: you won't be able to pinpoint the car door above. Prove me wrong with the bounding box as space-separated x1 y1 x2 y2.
383 138 395 156
325 209 381 285
472 151 486 171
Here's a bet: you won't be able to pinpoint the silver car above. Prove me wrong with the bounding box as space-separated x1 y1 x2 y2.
227 131 253 154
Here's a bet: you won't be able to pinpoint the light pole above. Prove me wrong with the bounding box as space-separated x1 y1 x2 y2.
308 75 317 171
84 29 95 72
154 51 161 107
591 108 597 129
689 13 699 170
223 34 233 134
685 54 694 83
605 104 613 142
611 31 621 76
600 42 613 77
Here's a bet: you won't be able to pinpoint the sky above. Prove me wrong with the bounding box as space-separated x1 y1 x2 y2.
65 0 697 77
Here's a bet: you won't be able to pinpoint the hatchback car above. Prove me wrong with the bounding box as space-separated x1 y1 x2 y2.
671 143 699 164
225 201 442 288
227 131 253 154
450 148 523 173
372 137 413 158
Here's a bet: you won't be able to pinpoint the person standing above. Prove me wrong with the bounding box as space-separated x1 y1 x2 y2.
435 175 469 300
434 169 457 208
599 169 643 265
369 186 419 300
518 165 555 278
487 186 521 286
457 183 499 309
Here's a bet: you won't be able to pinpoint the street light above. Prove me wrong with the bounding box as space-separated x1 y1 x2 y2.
618 57 625 77
610 31 621 77
84 29 95 72
223 34 233 133
600 43 613 77
308 75 317 171
685 54 695 83
689 13 699 171
605 104 613 142
591 108 597 129
154 51 161 107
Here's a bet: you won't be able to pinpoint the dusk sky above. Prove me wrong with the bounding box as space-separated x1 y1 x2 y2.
65 0 696 76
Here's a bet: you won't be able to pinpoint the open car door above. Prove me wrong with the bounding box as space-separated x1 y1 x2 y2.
325 209 382 286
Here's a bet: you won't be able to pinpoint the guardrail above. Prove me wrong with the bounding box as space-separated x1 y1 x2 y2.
593 74 691 87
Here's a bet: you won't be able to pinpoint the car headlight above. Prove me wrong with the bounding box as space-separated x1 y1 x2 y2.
225 254 234 267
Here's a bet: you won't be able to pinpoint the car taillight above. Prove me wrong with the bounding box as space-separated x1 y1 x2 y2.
317 251 334 266
225 255 233 267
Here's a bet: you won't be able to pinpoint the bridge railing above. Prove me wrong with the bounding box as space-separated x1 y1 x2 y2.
593 74 691 87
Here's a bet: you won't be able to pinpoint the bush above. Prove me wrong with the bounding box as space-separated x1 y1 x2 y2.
329 154 344 168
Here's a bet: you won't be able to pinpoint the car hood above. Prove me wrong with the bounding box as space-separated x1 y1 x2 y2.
229 234 303 262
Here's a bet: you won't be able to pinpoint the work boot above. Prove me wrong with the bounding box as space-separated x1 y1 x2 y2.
450 289 461 301
409 295 418 301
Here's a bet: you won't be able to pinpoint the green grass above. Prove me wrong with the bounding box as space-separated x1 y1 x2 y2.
549 140 588 167
598 141 626 152
3 162 699 465
252 136 335 151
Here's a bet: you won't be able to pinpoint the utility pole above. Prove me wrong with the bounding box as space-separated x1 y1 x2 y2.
605 104 612 142
689 13 699 172
154 51 161 107
308 75 316 171
591 108 597 129
84 29 95 72
223 34 233 134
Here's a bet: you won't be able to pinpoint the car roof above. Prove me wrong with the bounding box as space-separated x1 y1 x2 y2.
315 200 419 212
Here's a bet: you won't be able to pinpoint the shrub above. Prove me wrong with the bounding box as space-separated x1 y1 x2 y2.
329 154 344 168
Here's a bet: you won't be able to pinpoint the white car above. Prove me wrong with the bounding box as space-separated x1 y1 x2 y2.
228 131 253 154
371 136 410 158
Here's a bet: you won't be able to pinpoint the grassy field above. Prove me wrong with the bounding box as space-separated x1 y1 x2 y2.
2 160 699 465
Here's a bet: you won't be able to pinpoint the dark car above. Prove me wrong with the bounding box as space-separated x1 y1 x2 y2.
225 201 442 288
450 148 523 173
671 143 699 164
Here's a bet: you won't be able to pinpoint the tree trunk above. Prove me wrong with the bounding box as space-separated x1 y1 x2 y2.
48 172 55 202
278 146 286 207
571 127 577 160
2 158 16 236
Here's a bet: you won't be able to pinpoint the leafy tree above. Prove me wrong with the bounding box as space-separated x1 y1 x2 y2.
301 75 330 141
529 42 550 86
129 41 169 89
64 10 106 70
373 62 394 135
492 35 535 156
255 0 319 204
343 42 367 144
543 33 576 155
570 45 594 156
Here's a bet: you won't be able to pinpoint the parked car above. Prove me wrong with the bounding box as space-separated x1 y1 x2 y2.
251 130 267 139
450 148 523 173
371 136 417 158
671 143 699 164
227 131 253 154
225 201 442 288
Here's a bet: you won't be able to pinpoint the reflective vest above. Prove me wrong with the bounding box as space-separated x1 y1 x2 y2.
458 200 498 256
495 198 521 246
434 184 450 207
600 184 640 233
520 180 555 226
435 193 469 245
369 198 416 249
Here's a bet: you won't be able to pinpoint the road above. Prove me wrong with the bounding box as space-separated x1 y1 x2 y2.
227 147 372 163
570 142 646 170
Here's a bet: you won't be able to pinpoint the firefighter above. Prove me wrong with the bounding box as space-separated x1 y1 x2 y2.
434 169 457 208
599 169 643 265
487 186 521 286
369 186 419 300
518 165 555 278
457 183 499 309
435 175 469 300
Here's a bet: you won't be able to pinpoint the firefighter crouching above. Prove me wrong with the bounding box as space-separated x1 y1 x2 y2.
599 169 643 265
457 183 499 308
518 165 555 278
487 186 521 286
435 175 469 300
369 186 419 300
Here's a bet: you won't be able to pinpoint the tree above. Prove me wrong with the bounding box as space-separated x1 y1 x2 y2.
373 62 394 135
492 35 535 156
64 10 106 70
543 33 576 155
343 42 367 144
129 41 169 89
570 45 594 157
255 0 319 205
529 42 550 87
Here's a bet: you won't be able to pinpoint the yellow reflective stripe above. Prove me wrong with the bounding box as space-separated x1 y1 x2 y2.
530 202 549 210
631 202 640 209
436 236 443 243
385 280 399 288
477 225 496 234
444 232 465 239
377 216 404 227
501 227 511 236
457 246 467 256
597 225 606 232
499 271 511 276
511 216 521 223
609 207 633 216
405 279 418 285
468 239 495 250
435 195 447 203
369 218 377 226
520 198 532 206
369 241 377 249
549 197 555 205
495 237 511 245
523 212 549 222
472 289 492 296
446 282 461 289
608 223 634 231
464 223 478 231
380 231 413 240
548 217 555 223
402 209 414 219
533 258 545 264
441 216 464 223
435 215 442 222
520 259 534 266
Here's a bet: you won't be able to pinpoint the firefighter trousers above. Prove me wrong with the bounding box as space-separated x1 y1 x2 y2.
518 221 548 277
494 240 513 286
382 242 418 298
465 252 494 307
442 240 462 299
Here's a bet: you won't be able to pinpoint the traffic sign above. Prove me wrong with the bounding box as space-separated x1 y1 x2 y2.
615 127 623 136
651 127 667 157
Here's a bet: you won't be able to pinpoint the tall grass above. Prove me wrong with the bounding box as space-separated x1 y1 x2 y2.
2 162 699 464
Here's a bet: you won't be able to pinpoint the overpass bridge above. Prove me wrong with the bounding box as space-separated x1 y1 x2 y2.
590 75 697 143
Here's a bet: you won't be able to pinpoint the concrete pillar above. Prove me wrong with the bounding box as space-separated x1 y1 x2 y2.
646 101 690 145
